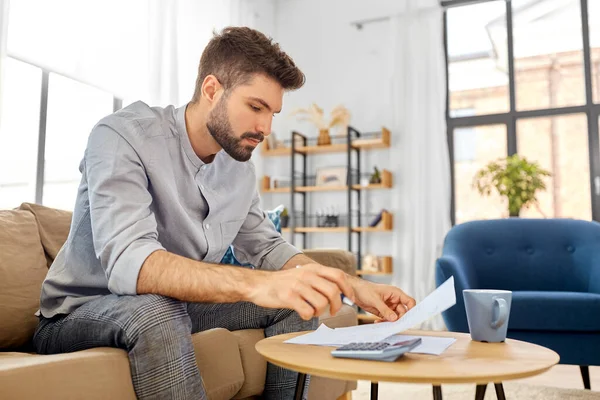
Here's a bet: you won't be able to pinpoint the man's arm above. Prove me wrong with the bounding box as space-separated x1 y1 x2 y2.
137 249 355 319
137 250 260 303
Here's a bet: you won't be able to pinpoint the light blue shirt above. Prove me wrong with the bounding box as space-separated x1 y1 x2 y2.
39 101 300 317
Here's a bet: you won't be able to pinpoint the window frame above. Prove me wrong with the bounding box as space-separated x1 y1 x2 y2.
443 0 600 224
3 55 122 205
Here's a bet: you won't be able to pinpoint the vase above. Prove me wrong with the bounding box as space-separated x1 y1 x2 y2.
280 215 289 228
317 129 331 146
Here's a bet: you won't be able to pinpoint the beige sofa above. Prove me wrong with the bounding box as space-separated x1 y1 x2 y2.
0 203 357 400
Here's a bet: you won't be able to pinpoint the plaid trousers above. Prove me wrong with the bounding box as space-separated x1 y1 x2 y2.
33 294 318 399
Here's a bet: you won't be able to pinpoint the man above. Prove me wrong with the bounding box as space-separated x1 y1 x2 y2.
33 27 416 399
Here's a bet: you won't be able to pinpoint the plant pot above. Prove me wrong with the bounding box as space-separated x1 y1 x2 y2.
280 215 289 228
317 129 331 146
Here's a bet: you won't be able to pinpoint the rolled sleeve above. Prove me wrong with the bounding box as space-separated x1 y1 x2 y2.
261 241 302 271
232 190 301 270
108 239 164 295
86 124 165 295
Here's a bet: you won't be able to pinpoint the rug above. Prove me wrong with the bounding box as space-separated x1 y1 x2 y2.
352 380 600 399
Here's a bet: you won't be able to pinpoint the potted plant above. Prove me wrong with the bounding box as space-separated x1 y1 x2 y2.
280 207 289 228
473 154 552 217
290 104 351 145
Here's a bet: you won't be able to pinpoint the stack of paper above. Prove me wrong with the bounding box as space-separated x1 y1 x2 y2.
284 276 457 355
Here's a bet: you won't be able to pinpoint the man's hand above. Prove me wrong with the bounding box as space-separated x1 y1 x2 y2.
350 278 416 322
247 263 356 321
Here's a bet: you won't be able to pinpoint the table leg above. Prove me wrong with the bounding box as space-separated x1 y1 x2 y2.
294 373 306 400
371 382 379 400
494 383 506 400
475 384 487 400
433 385 443 400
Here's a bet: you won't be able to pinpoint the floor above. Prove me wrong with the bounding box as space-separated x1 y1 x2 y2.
351 365 600 398
511 364 599 390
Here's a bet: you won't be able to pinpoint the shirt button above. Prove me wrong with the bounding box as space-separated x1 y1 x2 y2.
201 165 207 170
200 184 205 191
205 223 210 230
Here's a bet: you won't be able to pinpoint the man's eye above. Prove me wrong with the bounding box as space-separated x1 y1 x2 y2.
250 105 261 112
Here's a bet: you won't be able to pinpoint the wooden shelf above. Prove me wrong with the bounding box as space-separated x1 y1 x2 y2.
262 187 290 193
356 256 392 275
261 146 291 157
280 226 392 233
261 170 393 193
279 212 393 233
353 227 391 232
353 127 391 149
357 314 380 324
260 127 391 157
356 271 390 276
295 227 348 233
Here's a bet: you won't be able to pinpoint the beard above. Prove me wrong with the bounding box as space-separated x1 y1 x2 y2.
206 97 263 162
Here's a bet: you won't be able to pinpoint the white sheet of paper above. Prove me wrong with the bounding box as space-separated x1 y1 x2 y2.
384 334 457 355
284 276 456 346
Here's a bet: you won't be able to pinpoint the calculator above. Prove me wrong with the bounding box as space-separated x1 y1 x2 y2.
330 338 422 362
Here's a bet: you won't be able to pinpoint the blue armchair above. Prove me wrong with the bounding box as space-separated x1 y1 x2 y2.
436 218 600 390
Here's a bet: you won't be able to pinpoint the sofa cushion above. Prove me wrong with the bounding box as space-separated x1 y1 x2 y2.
18 203 72 268
231 329 267 399
0 209 48 349
231 305 357 399
0 328 245 400
509 291 600 332
303 249 357 276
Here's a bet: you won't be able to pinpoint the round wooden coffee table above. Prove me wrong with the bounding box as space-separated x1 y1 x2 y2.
255 329 559 400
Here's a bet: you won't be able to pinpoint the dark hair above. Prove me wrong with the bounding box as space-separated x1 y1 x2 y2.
191 27 305 102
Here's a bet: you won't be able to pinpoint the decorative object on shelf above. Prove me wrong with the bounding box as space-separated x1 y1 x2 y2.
289 103 351 145
265 132 284 149
369 166 382 184
473 154 551 217
317 129 331 146
368 209 389 227
315 166 348 187
316 207 340 227
280 207 289 228
272 176 291 189
361 253 380 273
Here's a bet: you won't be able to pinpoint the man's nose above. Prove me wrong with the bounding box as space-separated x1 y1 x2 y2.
257 117 272 137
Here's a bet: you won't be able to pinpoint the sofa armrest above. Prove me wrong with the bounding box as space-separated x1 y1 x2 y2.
302 249 356 277
435 255 478 292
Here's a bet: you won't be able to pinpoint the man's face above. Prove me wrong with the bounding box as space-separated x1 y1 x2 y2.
206 74 283 162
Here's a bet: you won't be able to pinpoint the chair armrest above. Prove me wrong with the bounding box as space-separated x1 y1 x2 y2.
589 252 600 294
435 256 478 292
435 256 478 333
302 249 356 276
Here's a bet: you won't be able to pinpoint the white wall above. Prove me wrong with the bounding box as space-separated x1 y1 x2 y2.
260 0 409 282
177 0 277 105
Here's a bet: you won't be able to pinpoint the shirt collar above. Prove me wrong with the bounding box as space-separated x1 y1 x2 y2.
176 103 204 169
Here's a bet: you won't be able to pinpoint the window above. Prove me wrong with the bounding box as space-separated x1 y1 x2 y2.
513 0 586 110
517 114 591 220
447 1 509 117
0 58 41 209
43 74 113 210
454 125 507 224
445 0 600 224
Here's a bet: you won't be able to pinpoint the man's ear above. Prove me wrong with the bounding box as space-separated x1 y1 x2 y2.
202 75 223 104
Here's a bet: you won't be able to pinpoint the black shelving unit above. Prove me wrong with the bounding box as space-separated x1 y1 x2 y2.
289 125 365 264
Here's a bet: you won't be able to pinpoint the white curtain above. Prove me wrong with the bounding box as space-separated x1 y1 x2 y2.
0 0 9 126
387 0 451 330
4 0 263 107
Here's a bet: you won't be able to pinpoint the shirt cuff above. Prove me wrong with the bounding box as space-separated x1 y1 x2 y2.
108 239 165 295
261 241 302 271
